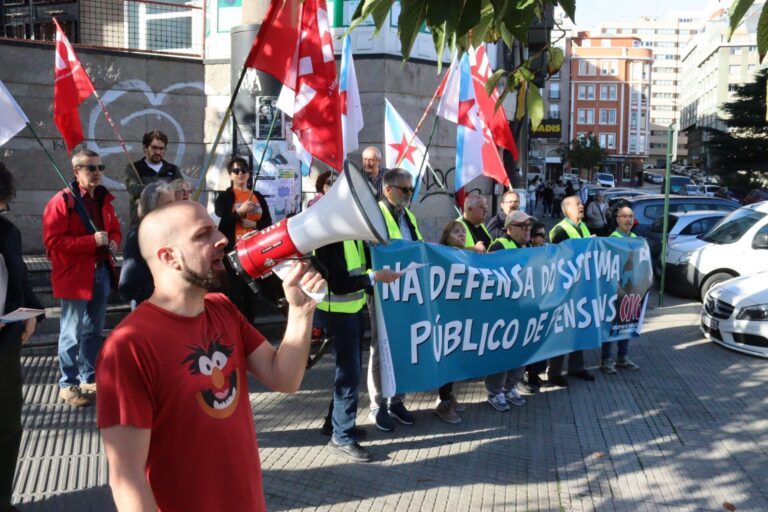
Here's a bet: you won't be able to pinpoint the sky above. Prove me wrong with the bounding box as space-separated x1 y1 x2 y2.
573 0 726 28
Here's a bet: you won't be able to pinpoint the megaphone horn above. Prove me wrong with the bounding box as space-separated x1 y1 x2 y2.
227 161 389 280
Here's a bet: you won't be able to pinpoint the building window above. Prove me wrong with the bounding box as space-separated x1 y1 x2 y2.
630 112 638 129
578 59 597 76
577 84 595 100
730 65 740 74
599 109 617 125
629 134 638 152
601 60 618 76
577 108 595 124
600 84 617 100
730 47 742 55
549 104 561 119
598 133 616 149
549 82 561 99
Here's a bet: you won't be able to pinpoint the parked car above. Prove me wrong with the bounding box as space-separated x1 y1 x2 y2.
561 173 581 189
681 184 704 196
743 188 768 205
595 172 615 188
664 201 768 301
643 163 655 170
701 271 768 358
618 194 740 238
646 211 728 274
702 185 721 197
661 175 694 194
651 173 664 184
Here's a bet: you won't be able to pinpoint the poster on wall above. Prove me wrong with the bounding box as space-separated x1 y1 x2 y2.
256 96 283 140
217 0 242 33
252 140 301 221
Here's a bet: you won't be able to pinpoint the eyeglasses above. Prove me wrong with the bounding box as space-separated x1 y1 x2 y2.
230 167 250 175
176 188 192 197
75 164 105 173
509 223 532 229
394 186 415 194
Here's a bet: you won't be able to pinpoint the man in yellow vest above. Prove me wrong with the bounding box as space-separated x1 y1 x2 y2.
546 195 596 387
484 210 536 411
368 168 421 432
315 240 400 462
457 194 492 253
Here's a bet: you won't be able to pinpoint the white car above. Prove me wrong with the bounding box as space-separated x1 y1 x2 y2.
595 172 615 188
701 272 768 358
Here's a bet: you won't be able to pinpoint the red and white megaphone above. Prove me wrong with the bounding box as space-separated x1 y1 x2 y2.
227 160 389 280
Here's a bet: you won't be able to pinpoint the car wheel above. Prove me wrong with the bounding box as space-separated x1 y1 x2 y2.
699 272 736 302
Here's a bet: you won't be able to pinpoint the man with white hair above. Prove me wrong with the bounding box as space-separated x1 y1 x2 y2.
96 201 325 510
361 146 384 198
457 194 492 253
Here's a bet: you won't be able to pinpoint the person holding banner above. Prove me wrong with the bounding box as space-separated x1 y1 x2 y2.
546 196 596 386
124 130 182 227
457 194 492 253
486 191 520 240
315 240 401 461
483 210 537 411
43 150 121 407
600 205 642 374
368 168 421 432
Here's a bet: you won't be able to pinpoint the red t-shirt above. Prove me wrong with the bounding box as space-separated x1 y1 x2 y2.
96 293 267 511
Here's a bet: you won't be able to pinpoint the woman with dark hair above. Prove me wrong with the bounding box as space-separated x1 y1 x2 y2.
308 170 336 207
0 162 42 512
214 156 273 319
432 220 468 424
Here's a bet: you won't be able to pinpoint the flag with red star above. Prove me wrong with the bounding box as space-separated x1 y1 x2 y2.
436 47 512 190
384 99 429 200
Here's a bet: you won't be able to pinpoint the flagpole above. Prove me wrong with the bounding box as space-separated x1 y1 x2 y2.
247 107 280 202
395 71 446 168
91 90 142 183
26 122 99 232
193 65 249 201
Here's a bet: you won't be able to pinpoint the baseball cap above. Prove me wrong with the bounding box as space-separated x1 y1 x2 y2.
504 210 536 228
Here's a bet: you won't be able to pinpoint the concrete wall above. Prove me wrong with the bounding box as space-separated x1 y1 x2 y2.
0 40 207 252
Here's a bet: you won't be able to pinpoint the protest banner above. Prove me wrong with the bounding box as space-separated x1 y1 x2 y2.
371 238 653 395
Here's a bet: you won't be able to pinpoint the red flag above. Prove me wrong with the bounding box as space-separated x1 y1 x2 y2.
245 0 343 170
53 18 95 152
470 46 518 159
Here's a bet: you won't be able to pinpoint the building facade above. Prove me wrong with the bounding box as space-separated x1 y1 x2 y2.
568 33 652 185
593 15 700 167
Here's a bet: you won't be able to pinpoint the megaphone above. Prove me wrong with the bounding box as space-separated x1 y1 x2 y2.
227 160 389 281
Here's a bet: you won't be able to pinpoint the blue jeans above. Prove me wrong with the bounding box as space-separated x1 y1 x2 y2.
316 309 364 446
58 264 111 388
601 340 629 361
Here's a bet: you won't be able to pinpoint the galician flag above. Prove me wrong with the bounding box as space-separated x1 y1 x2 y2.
0 80 28 147
437 47 514 190
384 99 429 200
340 35 363 156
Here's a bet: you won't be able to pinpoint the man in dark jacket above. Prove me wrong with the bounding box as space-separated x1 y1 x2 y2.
43 149 122 407
124 130 182 226
486 190 520 240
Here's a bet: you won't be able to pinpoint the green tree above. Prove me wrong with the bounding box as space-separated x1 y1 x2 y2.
704 68 768 186
728 0 768 61
347 0 572 128
558 134 608 181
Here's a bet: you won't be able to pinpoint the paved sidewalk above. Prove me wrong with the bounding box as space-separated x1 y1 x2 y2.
12 292 768 511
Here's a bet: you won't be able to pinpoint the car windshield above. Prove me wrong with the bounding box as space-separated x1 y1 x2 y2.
597 173 612 180
700 208 766 244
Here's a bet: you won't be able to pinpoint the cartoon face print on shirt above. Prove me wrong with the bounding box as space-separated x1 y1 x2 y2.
182 336 240 419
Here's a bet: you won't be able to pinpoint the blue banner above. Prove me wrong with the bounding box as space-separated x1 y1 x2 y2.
371 238 653 395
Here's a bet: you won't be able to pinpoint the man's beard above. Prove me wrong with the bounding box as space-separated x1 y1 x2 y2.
180 254 230 292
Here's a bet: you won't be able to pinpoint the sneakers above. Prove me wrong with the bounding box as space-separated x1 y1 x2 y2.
80 382 97 394
600 360 617 375
369 407 395 432
616 357 640 371
487 393 510 412
59 385 91 407
388 402 415 425
504 387 527 407
567 369 596 382
447 393 466 413
434 400 461 424
326 440 372 462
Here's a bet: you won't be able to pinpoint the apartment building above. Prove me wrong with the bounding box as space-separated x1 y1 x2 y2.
594 15 700 167
568 33 652 185
679 3 765 171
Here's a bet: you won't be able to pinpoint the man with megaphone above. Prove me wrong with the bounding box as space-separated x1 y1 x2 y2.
367 168 423 433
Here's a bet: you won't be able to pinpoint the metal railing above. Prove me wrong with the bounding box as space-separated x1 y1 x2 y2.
1 0 204 57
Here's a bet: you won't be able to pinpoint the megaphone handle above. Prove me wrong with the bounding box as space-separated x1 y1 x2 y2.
271 259 328 304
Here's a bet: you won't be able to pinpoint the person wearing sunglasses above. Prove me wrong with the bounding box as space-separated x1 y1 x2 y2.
456 194 492 253
43 149 122 408
124 130 183 227
483 210 537 412
214 156 273 319
368 168 422 433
